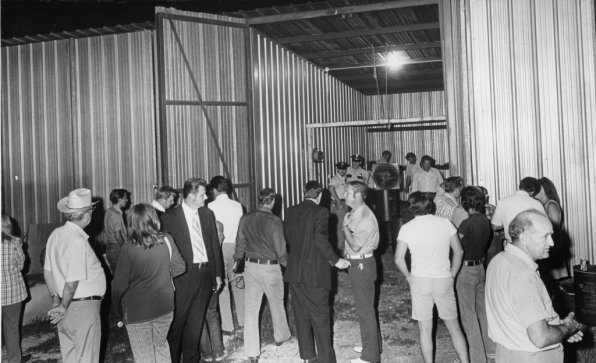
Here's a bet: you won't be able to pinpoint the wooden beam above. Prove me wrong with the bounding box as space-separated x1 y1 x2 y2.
336 68 443 81
246 0 439 25
306 116 446 129
302 41 441 59
326 57 442 71
276 22 440 44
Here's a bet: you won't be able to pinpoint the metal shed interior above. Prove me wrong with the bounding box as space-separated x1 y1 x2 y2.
2 0 595 268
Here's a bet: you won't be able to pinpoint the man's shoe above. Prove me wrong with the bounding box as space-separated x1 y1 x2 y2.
214 351 228 362
20 355 32 363
350 359 371 363
275 336 292 346
303 358 318 363
249 357 259 363
353 346 363 353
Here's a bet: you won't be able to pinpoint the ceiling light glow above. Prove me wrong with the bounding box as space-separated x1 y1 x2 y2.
382 51 409 71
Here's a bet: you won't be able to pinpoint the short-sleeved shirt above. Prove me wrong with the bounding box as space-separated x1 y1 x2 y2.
329 173 348 201
486 244 560 352
44 221 107 298
457 213 491 260
343 204 379 256
451 205 469 227
492 191 546 241
397 214 456 278
434 192 459 220
411 168 442 193
405 164 421 180
208 194 243 245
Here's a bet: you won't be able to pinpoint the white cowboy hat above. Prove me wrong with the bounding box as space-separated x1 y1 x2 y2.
57 188 98 213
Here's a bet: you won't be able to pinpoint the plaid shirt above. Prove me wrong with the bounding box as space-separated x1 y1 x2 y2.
2 238 28 306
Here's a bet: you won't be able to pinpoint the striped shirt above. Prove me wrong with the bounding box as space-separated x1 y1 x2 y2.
435 192 459 220
2 238 28 306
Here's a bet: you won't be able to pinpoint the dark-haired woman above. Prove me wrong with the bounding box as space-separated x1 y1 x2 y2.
112 204 185 363
1 213 29 363
456 187 494 363
394 192 469 363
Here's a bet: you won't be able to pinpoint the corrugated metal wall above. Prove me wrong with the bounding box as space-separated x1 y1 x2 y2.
156 9 253 208
442 0 596 264
251 31 367 210
71 30 157 210
364 91 448 166
1 30 157 229
1 39 74 229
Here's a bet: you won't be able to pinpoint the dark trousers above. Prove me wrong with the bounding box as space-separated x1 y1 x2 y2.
168 266 213 363
2 302 23 363
290 283 336 363
199 290 225 358
349 257 381 362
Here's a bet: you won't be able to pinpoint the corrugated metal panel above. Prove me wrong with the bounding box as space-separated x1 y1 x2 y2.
252 31 367 211
71 30 157 210
1 39 74 230
157 10 253 208
443 0 596 265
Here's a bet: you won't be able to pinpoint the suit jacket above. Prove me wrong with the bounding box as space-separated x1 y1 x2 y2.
161 205 224 285
283 200 339 290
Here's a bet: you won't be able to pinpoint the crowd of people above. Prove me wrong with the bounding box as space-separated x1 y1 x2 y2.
0 151 587 363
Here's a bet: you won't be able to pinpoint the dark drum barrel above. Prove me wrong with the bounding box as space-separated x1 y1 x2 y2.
574 264 596 326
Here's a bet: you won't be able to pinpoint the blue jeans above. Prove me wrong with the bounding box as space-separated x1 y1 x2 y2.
455 265 495 363
243 262 291 357
126 312 173 363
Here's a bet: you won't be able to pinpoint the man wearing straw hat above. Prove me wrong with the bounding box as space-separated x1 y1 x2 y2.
44 188 106 363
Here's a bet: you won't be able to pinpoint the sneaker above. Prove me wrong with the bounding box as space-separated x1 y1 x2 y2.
214 351 228 362
353 346 363 353
350 358 371 363
275 336 292 346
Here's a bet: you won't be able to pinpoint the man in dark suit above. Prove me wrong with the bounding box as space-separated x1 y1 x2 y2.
161 178 224 363
284 181 350 363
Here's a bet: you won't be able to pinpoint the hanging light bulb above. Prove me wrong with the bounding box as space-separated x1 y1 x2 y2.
382 51 409 72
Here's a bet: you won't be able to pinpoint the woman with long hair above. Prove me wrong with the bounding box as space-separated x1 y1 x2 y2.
535 177 570 280
111 204 185 363
1 212 29 363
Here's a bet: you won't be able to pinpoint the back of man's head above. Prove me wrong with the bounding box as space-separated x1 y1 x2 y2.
258 188 276 207
444 177 463 193
408 191 436 216
518 177 540 196
508 209 545 242
209 175 231 195
304 180 323 200
183 178 207 199
155 186 175 201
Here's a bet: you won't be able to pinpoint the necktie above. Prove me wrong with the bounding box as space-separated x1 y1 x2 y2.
191 212 207 262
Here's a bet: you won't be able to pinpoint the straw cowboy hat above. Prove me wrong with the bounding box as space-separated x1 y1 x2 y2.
57 188 98 213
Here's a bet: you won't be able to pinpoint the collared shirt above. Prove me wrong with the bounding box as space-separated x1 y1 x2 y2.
405 163 421 179
397 214 456 278
329 173 347 201
492 190 546 241
234 207 288 266
208 194 243 245
2 238 28 306
411 167 442 193
181 201 208 263
434 192 459 220
44 221 106 298
103 205 126 246
346 167 374 188
486 244 560 352
343 204 379 256
151 199 165 213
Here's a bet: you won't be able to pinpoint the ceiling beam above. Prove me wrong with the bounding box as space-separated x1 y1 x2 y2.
276 22 440 44
336 68 443 81
302 41 441 59
326 57 442 71
246 0 439 25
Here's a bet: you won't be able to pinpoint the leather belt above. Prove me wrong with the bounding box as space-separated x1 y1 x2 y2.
191 262 209 269
72 295 103 302
463 259 483 267
346 253 373 260
246 258 278 265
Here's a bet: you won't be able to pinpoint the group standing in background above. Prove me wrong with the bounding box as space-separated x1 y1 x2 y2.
9 148 578 363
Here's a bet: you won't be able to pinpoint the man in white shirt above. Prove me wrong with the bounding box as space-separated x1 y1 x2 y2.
492 177 546 244
208 176 244 332
411 155 443 197
486 209 583 363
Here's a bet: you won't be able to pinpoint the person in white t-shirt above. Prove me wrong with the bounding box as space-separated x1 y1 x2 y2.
394 192 469 363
